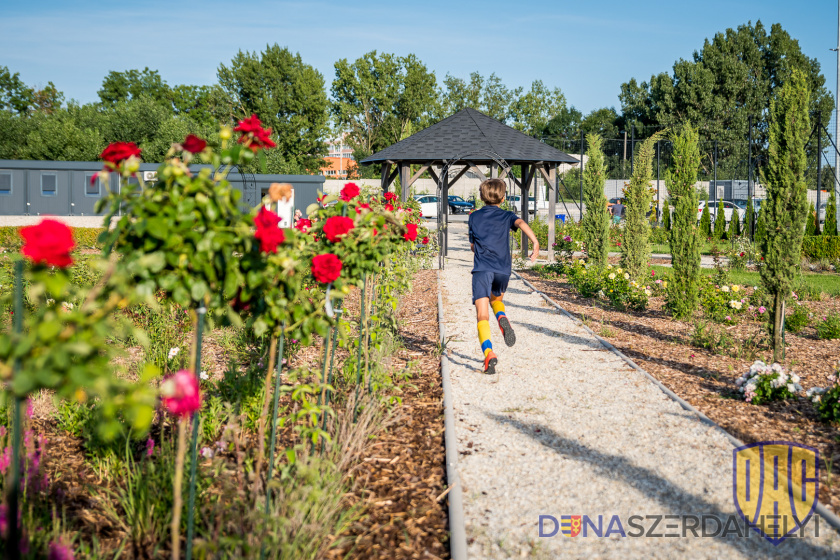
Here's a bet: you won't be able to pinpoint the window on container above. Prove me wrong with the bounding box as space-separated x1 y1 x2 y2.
41 173 57 196
85 173 101 196
0 171 11 195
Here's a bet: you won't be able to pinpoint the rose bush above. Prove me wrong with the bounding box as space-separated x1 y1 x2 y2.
735 361 802 405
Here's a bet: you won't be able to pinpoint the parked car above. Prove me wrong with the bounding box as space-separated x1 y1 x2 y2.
413 194 439 218
447 195 474 214
698 200 743 223
506 195 539 214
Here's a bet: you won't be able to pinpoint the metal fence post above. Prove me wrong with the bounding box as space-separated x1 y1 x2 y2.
817 113 823 234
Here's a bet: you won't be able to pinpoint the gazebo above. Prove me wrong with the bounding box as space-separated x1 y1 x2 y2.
360 108 579 261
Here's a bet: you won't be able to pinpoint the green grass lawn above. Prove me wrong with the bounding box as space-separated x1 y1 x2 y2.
648 241 731 255
648 264 840 296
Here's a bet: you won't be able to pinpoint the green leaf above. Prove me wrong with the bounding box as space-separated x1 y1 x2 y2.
37 320 62 341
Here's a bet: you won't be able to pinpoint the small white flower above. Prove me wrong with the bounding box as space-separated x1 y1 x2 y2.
168 347 180 360
790 374 800 384
623 273 630 280
735 377 745 386
200 370 209 380
608 273 616 280
787 383 796 393
46 298 55 305
721 286 730 293
200 447 214 458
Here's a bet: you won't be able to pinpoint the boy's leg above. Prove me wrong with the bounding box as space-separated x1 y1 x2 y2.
490 274 516 347
472 272 498 374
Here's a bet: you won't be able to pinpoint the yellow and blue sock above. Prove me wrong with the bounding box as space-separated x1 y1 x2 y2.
491 300 506 322
477 320 493 357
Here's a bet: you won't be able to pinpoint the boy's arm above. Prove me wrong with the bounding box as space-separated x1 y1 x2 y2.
513 218 540 263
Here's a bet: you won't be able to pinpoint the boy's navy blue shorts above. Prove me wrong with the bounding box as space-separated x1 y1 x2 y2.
471 271 510 303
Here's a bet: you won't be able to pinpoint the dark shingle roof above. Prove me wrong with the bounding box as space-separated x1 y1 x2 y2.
360 108 579 165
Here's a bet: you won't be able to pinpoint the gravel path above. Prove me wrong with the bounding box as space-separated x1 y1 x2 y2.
440 223 839 559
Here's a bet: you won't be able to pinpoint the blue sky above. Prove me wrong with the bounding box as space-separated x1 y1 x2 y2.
1 0 837 115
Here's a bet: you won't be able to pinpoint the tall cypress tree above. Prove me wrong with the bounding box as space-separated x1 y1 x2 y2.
744 200 755 239
621 130 665 279
713 198 727 239
759 69 810 362
699 191 712 238
665 125 702 319
728 207 741 239
580 133 611 267
805 202 817 236
663 200 672 231
824 196 838 236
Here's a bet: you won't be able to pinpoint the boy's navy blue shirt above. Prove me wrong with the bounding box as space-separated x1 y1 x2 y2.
468 205 520 273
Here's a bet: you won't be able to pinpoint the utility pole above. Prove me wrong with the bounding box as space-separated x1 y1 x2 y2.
817 113 823 234
835 0 840 229
630 126 635 175
748 115 754 239
623 130 628 178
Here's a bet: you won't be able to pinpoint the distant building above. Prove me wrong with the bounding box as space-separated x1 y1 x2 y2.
320 137 355 179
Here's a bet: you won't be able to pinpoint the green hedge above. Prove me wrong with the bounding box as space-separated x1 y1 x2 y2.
801 236 840 260
0 226 104 250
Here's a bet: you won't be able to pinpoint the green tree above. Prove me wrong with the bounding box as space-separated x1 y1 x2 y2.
541 105 583 146
619 21 833 174
699 191 712 237
825 196 838 236
0 65 34 114
713 198 727 239
331 51 437 173
437 72 513 122
663 200 672 231
728 207 741 238
220 44 330 173
17 110 104 161
621 130 665 278
665 125 702 319
744 200 755 238
580 134 611 267
758 69 810 362
755 205 766 246
509 80 567 136
805 202 817 236
98 67 172 107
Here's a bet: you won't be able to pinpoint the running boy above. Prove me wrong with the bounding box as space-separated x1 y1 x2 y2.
468 178 539 374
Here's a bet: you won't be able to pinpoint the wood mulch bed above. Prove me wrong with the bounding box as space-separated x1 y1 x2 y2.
329 268 449 560
27 268 448 558
520 269 840 515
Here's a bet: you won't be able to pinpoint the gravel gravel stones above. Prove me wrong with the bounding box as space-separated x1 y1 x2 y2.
440 223 840 559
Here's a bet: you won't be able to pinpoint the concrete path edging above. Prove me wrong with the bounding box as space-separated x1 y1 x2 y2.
438 273 469 560
512 270 840 534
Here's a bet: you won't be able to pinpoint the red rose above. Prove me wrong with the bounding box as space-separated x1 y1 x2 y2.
20 219 75 267
322 216 354 242
340 182 360 201
384 192 397 202
161 370 201 417
372 228 379 236
384 203 394 212
254 207 285 254
355 203 371 214
234 114 276 151
312 253 342 283
422 236 429 245
182 134 207 153
100 142 141 166
295 218 312 232
403 223 418 242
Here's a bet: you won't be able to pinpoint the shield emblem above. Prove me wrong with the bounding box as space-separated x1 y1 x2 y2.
560 515 581 537
733 441 819 546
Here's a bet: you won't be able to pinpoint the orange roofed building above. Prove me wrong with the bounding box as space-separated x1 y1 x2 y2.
320 137 356 179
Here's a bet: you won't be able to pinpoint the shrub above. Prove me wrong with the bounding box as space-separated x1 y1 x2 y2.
662 203 672 231
601 267 649 311
713 199 726 240
726 237 754 272
801 236 840 260
806 202 817 236
699 195 712 237
808 370 840 424
699 278 746 323
816 313 840 340
0 226 105 250
735 361 802 404
728 207 741 239
784 301 810 333
567 261 604 298
825 196 838 236
691 321 734 353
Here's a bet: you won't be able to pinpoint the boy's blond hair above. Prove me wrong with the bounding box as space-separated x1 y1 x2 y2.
479 178 506 205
